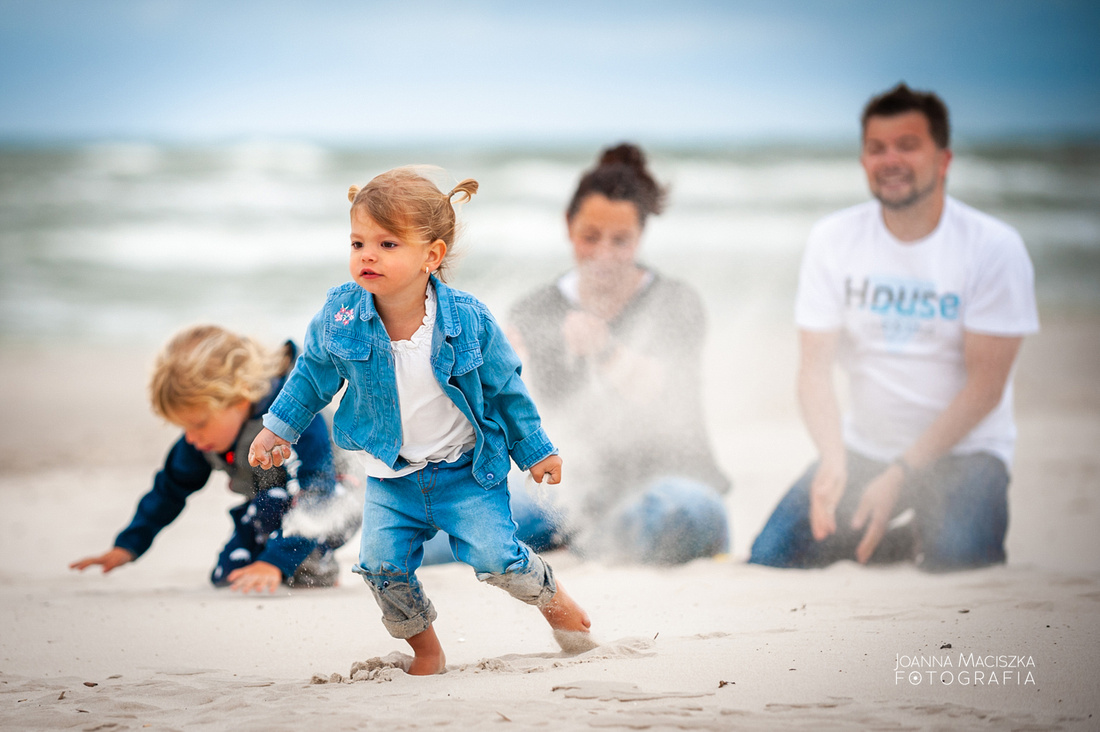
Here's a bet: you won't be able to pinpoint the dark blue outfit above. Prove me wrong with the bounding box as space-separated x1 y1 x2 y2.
113 343 350 587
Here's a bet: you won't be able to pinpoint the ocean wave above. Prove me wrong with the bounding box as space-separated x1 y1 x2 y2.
2 143 1097 342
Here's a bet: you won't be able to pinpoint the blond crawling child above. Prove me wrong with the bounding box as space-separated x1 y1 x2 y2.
71 325 356 592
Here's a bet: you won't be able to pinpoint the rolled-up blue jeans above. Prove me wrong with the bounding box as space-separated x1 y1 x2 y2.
748 450 1009 571
354 451 556 639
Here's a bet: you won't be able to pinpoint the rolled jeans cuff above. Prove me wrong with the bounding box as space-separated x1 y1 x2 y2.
378 603 438 640
477 550 557 607
353 566 439 639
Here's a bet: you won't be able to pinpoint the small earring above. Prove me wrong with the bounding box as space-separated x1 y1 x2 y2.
425 266 430 274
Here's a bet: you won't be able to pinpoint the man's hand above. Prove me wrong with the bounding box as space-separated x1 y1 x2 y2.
809 456 848 541
850 465 905 564
248 428 292 469
70 547 135 574
798 329 849 543
227 561 282 594
529 455 563 485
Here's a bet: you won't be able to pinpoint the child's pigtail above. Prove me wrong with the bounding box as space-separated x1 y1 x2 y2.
348 185 361 204
447 179 479 205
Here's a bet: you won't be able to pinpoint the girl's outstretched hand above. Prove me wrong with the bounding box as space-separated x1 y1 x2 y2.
69 546 135 574
248 427 292 469
529 455 563 485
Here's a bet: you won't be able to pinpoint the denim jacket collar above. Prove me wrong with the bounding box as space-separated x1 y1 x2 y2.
356 275 462 340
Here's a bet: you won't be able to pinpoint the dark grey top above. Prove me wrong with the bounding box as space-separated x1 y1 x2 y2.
509 270 730 510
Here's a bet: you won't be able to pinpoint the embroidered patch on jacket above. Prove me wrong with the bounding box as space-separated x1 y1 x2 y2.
334 306 354 325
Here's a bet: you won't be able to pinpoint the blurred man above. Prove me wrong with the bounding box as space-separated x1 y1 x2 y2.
750 83 1039 571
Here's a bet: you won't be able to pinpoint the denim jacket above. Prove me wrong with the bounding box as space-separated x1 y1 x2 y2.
264 278 556 489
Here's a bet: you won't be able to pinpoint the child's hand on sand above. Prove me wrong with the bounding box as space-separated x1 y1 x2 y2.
69 547 135 574
227 561 282 594
248 428 292 469
529 455 562 485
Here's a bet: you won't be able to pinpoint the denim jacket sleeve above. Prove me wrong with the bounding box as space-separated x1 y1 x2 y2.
114 437 212 558
263 307 345 444
475 303 557 471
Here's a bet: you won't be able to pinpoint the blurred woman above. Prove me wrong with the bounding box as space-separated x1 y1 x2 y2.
507 143 731 564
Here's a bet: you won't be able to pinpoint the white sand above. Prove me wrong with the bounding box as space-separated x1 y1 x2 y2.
1 312 1098 730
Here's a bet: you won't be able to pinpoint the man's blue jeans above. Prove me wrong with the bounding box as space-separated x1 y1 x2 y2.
748 451 1009 571
422 474 729 567
354 452 556 639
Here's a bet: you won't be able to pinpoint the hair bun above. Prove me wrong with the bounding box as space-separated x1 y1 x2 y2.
566 142 666 222
598 143 647 172
347 185 361 203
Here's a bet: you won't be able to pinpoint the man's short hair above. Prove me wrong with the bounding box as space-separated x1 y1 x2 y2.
861 83 950 149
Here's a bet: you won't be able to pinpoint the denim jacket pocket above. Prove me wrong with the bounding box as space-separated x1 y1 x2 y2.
326 330 373 363
452 341 484 375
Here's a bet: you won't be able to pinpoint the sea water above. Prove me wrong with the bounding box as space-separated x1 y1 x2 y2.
1 141 1097 346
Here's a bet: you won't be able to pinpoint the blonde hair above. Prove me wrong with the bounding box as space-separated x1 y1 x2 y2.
347 166 478 282
149 325 290 423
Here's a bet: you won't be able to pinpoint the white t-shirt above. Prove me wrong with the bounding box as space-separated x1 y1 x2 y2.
358 284 476 479
795 196 1039 466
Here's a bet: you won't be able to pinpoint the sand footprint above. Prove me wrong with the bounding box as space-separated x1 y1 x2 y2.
316 637 657 683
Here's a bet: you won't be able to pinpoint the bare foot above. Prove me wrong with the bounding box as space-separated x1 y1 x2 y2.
540 582 597 652
405 625 447 676
540 582 591 631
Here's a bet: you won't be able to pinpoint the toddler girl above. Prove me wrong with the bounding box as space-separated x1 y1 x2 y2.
248 167 593 675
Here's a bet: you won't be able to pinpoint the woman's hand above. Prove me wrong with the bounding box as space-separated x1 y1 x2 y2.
561 310 611 358
69 547 135 574
227 561 283 594
248 428 292 469
529 455 563 485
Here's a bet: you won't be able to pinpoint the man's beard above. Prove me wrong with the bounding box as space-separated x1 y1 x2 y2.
873 172 938 211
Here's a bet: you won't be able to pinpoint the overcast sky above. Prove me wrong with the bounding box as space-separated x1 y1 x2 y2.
1 0 1097 145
